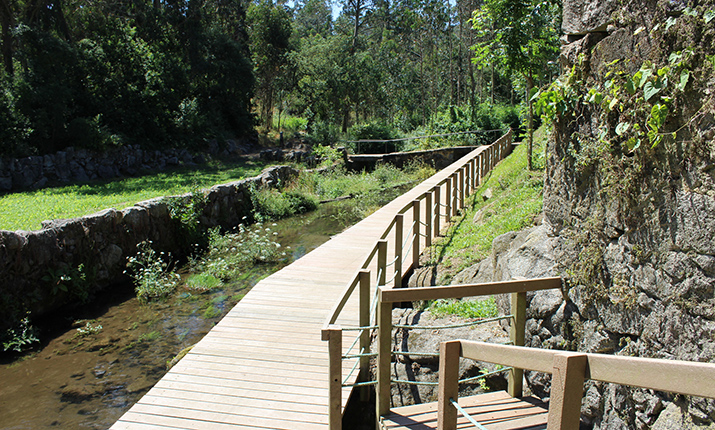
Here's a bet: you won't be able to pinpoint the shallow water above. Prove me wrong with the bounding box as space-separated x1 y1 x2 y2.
0 188 404 429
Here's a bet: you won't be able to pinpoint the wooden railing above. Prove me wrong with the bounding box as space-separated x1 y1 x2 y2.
321 130 514 429
375 278 563 423
437 340 715 430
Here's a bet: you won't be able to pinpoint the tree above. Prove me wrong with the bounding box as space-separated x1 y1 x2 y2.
247 0 293 130
472 0 560 169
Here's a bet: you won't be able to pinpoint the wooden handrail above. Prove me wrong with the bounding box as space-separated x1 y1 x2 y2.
322 130 514 430
379 277 563 303
438 340 715 430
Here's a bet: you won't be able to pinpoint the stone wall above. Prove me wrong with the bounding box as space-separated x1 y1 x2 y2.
0 140 252 192
0 165 297 331
346 146 481 171
455 0 715 428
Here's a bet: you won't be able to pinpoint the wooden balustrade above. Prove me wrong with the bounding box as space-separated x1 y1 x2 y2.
437 340 715 430
321 129 515 430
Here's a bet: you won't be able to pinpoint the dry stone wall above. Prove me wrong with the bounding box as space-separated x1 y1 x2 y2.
0 165 297 331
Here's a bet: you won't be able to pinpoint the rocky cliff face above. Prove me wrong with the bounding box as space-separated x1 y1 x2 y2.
456 1 715 428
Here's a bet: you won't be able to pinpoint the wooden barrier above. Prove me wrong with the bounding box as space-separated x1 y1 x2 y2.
437 340 715 430
321 130 515 429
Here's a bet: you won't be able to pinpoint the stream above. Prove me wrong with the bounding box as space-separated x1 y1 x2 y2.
0 187 406 429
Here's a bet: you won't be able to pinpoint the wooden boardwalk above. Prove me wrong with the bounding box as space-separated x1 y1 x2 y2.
380 392 548 430
111 144 498 429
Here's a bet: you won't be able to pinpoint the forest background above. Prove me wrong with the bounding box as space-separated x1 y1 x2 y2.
0 0 561 158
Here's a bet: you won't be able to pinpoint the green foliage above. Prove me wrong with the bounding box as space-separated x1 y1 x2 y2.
0 0 254 157
312 144 343 167
429 297 498 319
166 187 209 249
41 264 92 303
75 320 103 337
190 224 285 281
347 121 402 153
1 314 39 353
0 160 266 231
125 241 180 302
250 185 319 221
185 273 223 292
307 120 342 146
428 131 545 281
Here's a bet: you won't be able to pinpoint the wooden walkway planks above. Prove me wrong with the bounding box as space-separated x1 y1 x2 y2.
379 392 548 430
111 145 493 430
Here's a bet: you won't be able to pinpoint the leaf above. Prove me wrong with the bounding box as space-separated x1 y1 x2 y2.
683 7 698 17
634 26 646 35
625 137 641 152
638 67 652 88
609 98 620 111
616 122 630 136
666 17 677 30
677 70 690 91
706 10 715 23
643 81 661 101
625 79 637 95
650 103 669 128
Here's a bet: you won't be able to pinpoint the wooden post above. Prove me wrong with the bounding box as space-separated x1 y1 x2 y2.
322 325 343 430
376 295 392 424
437 340 461 430
359 270 370 390
451 173 458 217
475 154 481 187
508 291 526 398
425 191 432 247
434 185 441 235
458 168 465 210
547 353 588 430
377 240 387 287
394 215 403 289
412 199 420 270
445 178 451 223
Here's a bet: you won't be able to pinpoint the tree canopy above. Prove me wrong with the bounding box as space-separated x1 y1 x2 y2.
0 0 562 157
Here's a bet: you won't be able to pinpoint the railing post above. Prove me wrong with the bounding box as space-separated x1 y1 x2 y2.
437 340 461 430
458 168 465 210
377 240 387 287
394 215 403 289
547 353 588 430
358 270 370 392
508 291 526 398
435 185 441 234
425 192 432 247
412 199 420 270
451 173 458 217
322 325 343 430
376 291 392 425
445 178 451 223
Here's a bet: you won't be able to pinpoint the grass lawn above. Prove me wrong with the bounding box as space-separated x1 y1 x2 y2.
428 127 547 283
0 160 269 231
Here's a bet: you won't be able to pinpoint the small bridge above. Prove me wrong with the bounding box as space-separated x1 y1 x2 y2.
111 132 513 429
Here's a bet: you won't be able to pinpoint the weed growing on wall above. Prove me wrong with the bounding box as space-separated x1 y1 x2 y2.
189 224 285 282
428 297 499 319
125 241 180 302
1 314 39 353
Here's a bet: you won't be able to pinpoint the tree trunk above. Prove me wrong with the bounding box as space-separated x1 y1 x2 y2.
0 0 13 75
525 74 534 171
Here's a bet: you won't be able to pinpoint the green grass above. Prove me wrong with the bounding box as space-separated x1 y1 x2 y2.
0 160 268 231
428 297 499 319
429 127 547 282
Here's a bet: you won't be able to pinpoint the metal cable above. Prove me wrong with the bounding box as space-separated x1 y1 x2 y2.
394 315 514 330
450 398 489 430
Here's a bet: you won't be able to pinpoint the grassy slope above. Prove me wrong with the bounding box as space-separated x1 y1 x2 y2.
429 128 547 284
0 160 268 231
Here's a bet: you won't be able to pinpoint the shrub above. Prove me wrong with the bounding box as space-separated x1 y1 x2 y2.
125 241 180 302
